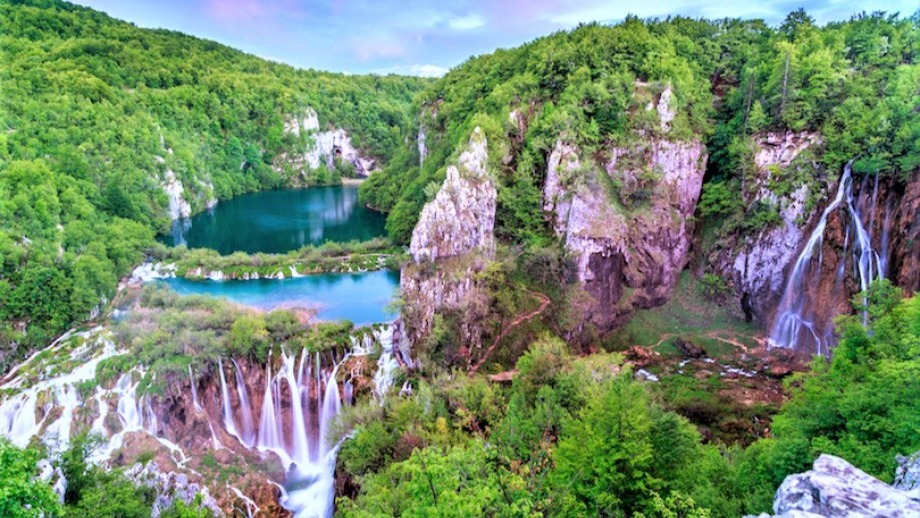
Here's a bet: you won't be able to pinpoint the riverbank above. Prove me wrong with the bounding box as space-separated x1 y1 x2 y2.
147 238 405 281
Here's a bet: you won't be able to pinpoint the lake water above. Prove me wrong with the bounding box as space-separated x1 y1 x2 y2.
162 185 386 254
160 270 399 325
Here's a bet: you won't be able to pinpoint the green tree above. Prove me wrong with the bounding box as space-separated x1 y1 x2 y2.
0 440 62 518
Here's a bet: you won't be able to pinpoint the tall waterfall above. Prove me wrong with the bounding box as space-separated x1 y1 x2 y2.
769 162 885 353
217 358 242 444
232 359 256 447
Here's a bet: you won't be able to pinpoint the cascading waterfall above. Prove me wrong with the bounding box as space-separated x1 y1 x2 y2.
769 161 885 353
189 365 202 412
217 358 242 444
0 323 403 518
232 359 256 446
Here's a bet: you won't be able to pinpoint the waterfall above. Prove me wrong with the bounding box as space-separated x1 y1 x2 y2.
371 326 398 401
281 351 310 467
769 162 885 353
217 359 242 443
319 373 341 459
189 365 202 412
232 359 256 447
256 362 287 465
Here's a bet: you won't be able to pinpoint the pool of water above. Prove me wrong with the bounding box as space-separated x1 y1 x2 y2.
162 185 386 254
160 270 399 325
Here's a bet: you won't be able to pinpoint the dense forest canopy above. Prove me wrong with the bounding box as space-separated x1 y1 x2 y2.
0 0 426 364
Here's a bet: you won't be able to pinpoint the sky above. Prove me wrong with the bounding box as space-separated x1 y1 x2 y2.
73 0 916 77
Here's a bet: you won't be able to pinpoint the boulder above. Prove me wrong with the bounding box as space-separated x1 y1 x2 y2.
747 453 920 517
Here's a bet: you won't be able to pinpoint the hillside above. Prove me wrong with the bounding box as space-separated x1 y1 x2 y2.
0 0 426 366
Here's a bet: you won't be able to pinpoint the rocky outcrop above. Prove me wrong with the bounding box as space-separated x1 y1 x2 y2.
409 127 495 263
125 462 223 517
279 108 378 178
543 88 706 334
401 127 496 350
162 170 192 220
891 170 920 294
747 453 920 517
895 451 920 491
715 132 823 324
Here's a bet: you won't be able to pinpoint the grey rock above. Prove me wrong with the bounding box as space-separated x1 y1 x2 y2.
895 451 920 491
763 453 920 517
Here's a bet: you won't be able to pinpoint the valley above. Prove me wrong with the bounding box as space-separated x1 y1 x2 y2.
0 1 917 518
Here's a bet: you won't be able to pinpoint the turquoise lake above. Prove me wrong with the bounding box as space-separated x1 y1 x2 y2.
160 270 399 325
163 185 386 255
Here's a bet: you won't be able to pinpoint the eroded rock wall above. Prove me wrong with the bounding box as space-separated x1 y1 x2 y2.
543 87 707 335
278 108 378 178
400 127 497 350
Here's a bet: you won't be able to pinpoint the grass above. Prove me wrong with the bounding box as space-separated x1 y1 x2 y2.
606 271 761 357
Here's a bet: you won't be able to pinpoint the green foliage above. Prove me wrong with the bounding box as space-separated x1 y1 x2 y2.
339 439 538 517
549 374 701 516
700 273 730 300
104 284 358 392
765 288 920 481
0 439 62 518
0 0 424 361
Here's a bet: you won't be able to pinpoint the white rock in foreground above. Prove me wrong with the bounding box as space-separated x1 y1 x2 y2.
748 453 920 518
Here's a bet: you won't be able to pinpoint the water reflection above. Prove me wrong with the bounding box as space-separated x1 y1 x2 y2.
162 186 386 255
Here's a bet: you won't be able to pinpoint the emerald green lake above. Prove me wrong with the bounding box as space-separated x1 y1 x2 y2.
162 185 386 254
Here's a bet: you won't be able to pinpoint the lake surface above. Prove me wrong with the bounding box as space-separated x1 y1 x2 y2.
160 270 399 325
162 186 386 254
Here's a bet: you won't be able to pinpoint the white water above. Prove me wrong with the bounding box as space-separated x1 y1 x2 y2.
232 359 256 447
1 322 403 518
769 162 885 353
189 365 202 412
217 359 243 444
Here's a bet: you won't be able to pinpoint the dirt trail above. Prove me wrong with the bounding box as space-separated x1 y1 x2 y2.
470 290 550 375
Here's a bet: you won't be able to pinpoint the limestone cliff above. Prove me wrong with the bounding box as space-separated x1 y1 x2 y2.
711 131 824 324
543 87 707 335
277 108 378 179
400 127 496 350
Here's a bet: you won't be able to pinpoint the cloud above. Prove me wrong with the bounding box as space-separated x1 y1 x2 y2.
448 13 485 30
409 64 450 77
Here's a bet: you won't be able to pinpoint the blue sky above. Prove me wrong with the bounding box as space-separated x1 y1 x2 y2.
74 0 916 76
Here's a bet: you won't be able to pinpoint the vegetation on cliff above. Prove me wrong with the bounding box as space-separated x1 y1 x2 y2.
364 10 917 246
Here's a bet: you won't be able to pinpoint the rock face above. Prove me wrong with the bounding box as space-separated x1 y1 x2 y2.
161 170 192 220
895 451 920 492
125 462 223 517
748 453 920 517
401 127 496 349
543 88 706 334
716 132 823 325
279 108 378 178
409 127 495 263
891 170 920 294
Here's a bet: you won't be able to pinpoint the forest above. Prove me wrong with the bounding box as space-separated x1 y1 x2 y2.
0 0 426 366
0 1 918 517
